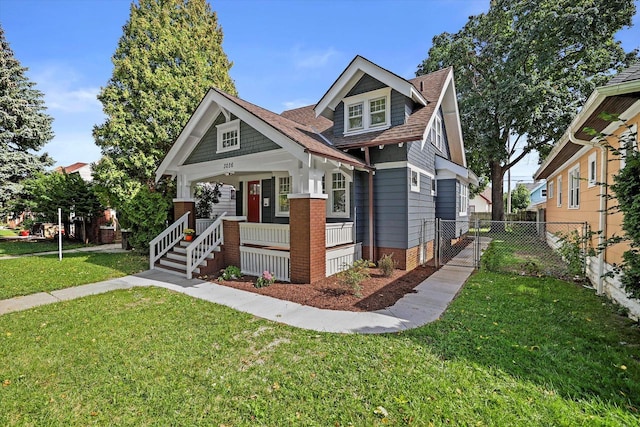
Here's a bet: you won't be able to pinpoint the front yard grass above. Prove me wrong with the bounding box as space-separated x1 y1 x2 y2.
0 253 149 299
0 240 89 257
1 270 637 425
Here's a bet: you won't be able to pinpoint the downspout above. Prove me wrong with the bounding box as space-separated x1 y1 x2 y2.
568 133 606 294
365 147 375 261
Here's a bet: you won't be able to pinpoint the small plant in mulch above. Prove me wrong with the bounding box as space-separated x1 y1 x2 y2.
218 265 242 281
378 253 396 277
338 259 374 297
254 270 276 288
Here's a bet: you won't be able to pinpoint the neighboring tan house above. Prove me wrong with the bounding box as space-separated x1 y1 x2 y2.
534 63 640 318
470 187 492 214
153 55 477 283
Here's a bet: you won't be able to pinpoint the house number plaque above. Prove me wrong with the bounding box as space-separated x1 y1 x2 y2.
223 162 234 170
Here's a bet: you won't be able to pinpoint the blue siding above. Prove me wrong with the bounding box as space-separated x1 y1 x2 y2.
373 168 408 248
185 114 281 164
435 179 457 220
408 171 435 247
354 171 369 245
390 90 406 126
346 74 386 97
369 144 407 163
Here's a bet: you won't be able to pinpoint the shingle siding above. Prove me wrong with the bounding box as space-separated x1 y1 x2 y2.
369 144 407 163
185 113 281 164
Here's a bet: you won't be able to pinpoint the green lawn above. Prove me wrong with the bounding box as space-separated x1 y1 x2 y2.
1 271 637 425
0 240 90 257
0 229 19 237
0 253 149 299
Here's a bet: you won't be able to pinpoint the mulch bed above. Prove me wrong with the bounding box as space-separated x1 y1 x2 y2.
200 265 438 312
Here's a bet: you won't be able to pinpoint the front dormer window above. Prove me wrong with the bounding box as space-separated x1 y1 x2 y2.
343 87 391 135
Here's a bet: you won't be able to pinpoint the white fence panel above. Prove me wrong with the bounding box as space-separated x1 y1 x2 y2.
240 246 290 282
325 222 354 248
326 243 362 277
240 223 290 248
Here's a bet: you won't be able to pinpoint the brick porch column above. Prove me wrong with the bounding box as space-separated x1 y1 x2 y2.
222 217 245 268
173 200 196 231
289 194 327 284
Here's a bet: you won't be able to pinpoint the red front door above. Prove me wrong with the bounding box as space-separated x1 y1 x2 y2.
248 180 260 222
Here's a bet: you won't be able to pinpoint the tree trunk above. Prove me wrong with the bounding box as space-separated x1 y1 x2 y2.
490 162 506 231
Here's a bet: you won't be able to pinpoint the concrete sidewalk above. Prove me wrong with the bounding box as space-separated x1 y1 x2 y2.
0 242 483 334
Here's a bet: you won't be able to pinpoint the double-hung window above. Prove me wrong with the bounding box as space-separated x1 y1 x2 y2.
410 168 420 192
569 165 580 209
343 88 391 134
323 172 350 217
459 183 468 216
548 181 554 199
557 176 563 207
276 176 290 216
431 115 444 151
217 119 240 153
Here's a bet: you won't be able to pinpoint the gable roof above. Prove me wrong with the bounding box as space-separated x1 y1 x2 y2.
535 63 640 179
55 162 88 174
282 66 467 167
314 55 427 120
156 88 369 182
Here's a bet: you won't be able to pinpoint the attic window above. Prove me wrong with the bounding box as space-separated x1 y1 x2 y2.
217 119 240 153
343 87 391 135
431 115 443 151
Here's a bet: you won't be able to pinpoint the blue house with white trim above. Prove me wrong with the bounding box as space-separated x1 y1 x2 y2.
153 56 477 282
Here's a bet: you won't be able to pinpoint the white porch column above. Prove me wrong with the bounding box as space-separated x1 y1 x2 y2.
290 159 324 197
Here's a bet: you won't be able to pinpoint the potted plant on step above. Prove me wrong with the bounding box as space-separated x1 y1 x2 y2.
183 228 195 242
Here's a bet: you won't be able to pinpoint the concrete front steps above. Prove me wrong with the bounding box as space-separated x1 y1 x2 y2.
154 240 222 277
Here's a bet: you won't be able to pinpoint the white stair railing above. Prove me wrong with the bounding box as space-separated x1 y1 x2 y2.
149 211 190 270
186 212 226 279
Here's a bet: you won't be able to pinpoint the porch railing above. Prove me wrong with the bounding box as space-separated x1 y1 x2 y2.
325 222 354 247
240 223 290 248
185 212 226 279
326 243 362 277
240 246 290 282
196 218 215 235
150 211 190 270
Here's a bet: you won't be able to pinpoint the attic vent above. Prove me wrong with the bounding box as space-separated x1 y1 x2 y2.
420 81 423 91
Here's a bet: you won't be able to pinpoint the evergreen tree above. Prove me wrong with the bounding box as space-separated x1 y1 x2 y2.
92 0 236 248
0 25 54 217
417 0 637 221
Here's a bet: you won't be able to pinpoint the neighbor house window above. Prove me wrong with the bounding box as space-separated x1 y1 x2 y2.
588 152 597 188
541 189 547 197
557 176 563 207
276 176 290 215
431 115 444 151
410 168 420 192
343 87 391 134
569 165 580 209
217 119 240 153
431 177 437 196
459 183 468 215
619 124 638 170
548 181 554 199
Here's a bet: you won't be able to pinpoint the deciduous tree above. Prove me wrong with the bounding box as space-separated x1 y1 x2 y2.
417 0 637 220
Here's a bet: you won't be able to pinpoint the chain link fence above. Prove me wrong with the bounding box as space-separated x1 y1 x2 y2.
423 218 590 281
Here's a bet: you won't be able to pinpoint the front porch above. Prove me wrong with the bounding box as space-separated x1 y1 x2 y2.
151 210 361 283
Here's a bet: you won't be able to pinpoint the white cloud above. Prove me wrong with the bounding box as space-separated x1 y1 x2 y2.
32 64 102 113
293 46 338 69
282 99 312 110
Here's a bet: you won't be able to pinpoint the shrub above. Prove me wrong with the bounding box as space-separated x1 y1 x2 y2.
255 271 275 288
219 265 242 281
338 259 373 297
378 253 395 277
481 241 505 272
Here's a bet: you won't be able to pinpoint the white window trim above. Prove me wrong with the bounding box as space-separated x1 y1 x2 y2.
343 87 391 136
459 183 468 216
568 164 580 209
275 174 291 217
431 114 444 152
322 171 351 218
588 152 597 188
216 119 240 153
557 175 563 207
548 181 554 199
410 168 420 193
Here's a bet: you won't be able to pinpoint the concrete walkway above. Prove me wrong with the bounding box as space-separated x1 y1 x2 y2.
0 242 482 334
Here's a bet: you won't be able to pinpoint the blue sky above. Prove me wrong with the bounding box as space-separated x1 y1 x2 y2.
1 0 639 183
